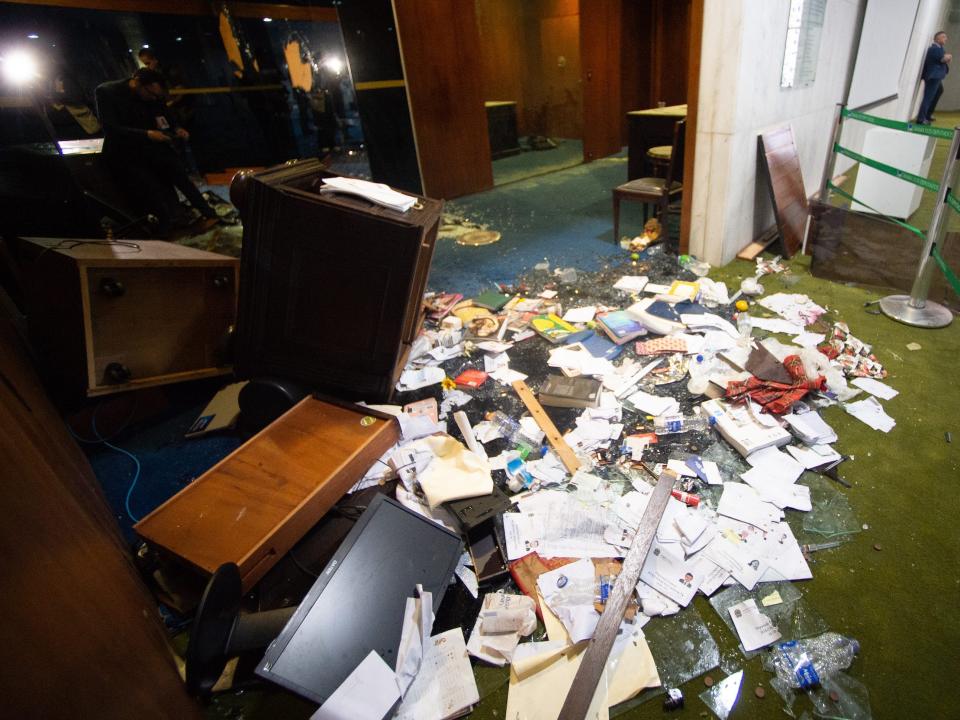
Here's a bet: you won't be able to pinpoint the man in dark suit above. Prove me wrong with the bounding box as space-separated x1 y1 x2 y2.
918 31 951 125
95 67 217 234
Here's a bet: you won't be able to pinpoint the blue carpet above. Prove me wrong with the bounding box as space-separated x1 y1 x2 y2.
427 152 650 297
491 138 583 186
81 391 242 544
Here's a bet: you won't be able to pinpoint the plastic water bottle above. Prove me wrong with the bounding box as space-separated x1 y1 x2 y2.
686 354 710 396
770 633 860 690
654 413 710 435
736 310 752 341
486 411 539 457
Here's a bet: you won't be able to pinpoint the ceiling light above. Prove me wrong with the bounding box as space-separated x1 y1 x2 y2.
1 50 39 86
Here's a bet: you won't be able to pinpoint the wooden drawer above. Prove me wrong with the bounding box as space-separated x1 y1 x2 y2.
134 397 400 591
12 237 238 398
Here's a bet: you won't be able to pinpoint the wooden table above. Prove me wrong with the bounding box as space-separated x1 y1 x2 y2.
627 103 687 179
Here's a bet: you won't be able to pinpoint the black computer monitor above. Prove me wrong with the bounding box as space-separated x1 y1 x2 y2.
256 493 463 704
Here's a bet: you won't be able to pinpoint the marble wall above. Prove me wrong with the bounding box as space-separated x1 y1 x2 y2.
691 0 945 265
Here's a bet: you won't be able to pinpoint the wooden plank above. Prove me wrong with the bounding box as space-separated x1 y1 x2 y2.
135 397 400 591
736 226 779 260
511 380 582 474
558 469 677 720
758 128 808 257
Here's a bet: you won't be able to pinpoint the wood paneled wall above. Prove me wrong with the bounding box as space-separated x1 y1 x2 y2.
581 0 622 161
0 300 203 720
476 0 526 117
394 0 493 199
476 0 583 140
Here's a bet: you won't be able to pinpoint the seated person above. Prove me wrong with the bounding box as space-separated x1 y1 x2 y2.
95 67 217 235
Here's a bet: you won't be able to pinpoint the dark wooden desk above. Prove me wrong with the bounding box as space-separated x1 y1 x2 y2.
627 104 686 179
486 100 522 159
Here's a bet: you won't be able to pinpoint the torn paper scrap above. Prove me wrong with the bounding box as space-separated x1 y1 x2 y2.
395 585 434 697
467 592 537 666
537 558 600 643
311 650 400 720
729 598 781 651
843 396 896 432
851 377 898 400
393 628 479 720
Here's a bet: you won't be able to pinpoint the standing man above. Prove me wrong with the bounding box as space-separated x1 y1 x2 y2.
95 67 218 234
918 31 951 125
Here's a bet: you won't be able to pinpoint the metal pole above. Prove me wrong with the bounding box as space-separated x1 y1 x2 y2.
817 104 844 204
879 125 960 328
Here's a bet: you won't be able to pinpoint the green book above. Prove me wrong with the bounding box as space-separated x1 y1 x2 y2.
472 290 512 311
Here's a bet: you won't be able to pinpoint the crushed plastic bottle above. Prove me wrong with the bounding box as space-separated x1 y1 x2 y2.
769 633 860 690
654 413 711 435
678 254 711 277
486 411 540 457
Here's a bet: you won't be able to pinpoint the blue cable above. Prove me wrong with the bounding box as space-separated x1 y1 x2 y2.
67 401 143 524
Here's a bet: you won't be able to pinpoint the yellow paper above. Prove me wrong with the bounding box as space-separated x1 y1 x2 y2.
506 643 608 720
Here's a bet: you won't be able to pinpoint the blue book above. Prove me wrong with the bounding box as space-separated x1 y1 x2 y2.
597 311 647 345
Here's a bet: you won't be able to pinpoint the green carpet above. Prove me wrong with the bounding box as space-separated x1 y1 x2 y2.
454 255 960 720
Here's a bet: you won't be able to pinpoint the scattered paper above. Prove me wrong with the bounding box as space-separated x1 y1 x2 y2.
563 306 597 323
757 293 826 326
467 592 537 665
613 276 649 293
844 396 896 432
728 598 781 651
906 342 922 351
395 586 434 696
792 331 826 348
751 317 804 335
851 377 898 400
537 559 600 643
394 629 479 720
311 650 400 720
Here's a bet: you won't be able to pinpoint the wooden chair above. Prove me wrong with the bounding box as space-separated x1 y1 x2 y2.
613 119 686 243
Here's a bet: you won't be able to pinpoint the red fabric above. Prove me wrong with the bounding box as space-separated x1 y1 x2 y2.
725 354 826 414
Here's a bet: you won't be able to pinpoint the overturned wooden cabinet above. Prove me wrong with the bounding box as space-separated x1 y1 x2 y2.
13 237 237 398
231 159 442 403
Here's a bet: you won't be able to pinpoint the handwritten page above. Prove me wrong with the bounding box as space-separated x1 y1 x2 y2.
394 629 479 720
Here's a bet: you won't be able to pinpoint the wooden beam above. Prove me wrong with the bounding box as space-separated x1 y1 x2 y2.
679 0 703 255
0 0 337 22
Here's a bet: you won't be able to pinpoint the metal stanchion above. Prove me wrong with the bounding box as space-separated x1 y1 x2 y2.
879 126 959 328
817 104 844 203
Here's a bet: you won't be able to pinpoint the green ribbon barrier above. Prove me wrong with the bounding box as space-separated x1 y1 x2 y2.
826 181 926 239
834 143 941 193
947 191 960 216
841 107 955 140
932 245 960 296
